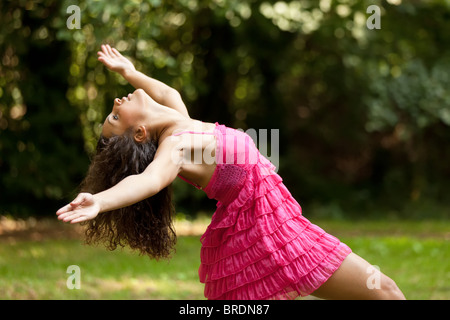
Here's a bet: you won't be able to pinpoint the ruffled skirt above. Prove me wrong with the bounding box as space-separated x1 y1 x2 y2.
199 145 351 300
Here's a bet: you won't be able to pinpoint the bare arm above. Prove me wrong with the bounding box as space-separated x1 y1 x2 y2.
56 137 181 224
123 69 190 118
97 44 190 118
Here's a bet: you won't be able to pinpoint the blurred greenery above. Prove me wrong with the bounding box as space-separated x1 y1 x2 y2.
1 219 449 299
1 0 450 219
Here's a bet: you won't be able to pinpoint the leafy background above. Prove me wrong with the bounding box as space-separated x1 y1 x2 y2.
1 0 449 220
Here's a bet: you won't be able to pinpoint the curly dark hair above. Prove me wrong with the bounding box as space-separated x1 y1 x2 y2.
80 130 176 260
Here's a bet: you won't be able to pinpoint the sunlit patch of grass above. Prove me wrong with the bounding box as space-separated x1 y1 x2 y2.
0 219 449 299
0 236 205 299
342 236 450 300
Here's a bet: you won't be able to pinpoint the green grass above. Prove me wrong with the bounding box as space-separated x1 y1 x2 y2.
343 236 448 300
0 219 448 299
0 236 204 299
313 219 450 300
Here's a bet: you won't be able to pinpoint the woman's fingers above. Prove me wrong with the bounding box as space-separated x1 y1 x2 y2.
99 44 120 57
70 216 89 224
61 212 76 222
105 44 114 56
59 209 83 222
70 194 83 206
64 212 82 223
98 56 112 69
111 47 121 57
97 51 107 64
101 44 113 58
57 193 87 218
57 193 96 224
98 45 123 71
71 192 92 207
101 44 108 55
57 208 75 221
56 203 72 215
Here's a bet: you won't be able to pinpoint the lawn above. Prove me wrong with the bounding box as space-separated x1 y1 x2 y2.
0 217 448 300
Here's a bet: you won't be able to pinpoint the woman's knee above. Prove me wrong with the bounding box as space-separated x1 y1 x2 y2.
379 275 406 300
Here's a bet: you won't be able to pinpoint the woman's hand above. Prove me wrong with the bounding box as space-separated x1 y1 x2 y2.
56 193 100 224
97 44 136 76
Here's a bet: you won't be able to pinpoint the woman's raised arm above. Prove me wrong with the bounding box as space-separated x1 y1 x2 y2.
97 44 190 118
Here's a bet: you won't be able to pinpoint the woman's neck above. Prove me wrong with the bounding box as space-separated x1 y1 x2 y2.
146 106 191 143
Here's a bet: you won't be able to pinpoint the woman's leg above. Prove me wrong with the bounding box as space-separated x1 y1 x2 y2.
311 252 406 300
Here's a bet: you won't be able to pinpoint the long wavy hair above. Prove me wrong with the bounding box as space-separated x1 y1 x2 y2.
80 130 176 260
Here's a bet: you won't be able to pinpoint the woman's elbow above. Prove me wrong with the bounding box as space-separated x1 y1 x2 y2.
140 170 176 197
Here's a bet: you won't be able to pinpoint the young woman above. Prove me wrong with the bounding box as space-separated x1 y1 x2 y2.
57 44 405 300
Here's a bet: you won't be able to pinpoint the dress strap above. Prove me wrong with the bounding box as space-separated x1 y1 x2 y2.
177 174 202 190
171 130 216 137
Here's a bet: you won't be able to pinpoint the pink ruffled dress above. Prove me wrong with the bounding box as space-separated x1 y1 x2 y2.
176 123 352 300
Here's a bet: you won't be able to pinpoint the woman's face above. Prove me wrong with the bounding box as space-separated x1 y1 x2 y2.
102 88 149 138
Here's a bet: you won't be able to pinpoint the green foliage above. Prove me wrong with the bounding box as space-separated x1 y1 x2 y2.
1 0 450 217
0 0 88 216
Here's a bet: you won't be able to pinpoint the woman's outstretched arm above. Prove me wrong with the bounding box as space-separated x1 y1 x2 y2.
97 44 190 118
56 137 182 224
